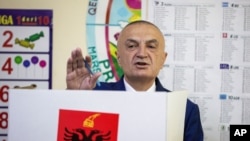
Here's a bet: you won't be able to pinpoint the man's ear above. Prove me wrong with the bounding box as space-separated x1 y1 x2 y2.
117 51 121 65
161 52 168 68
165 52 168 60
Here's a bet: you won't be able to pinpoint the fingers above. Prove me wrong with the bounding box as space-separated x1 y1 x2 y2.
67 57 73 74
68 48 91 71
72 48 83 70
67 47 102 90
85 55 92 64
67 48 80 74
90 72 102 86
82 72 102 89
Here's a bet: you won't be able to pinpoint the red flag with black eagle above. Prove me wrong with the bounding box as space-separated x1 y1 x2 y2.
57 109 119 141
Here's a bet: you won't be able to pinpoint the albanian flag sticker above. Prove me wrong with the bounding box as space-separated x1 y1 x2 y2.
57 109 119 141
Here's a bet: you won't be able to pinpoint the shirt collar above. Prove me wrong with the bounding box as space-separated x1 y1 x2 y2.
123 78 156 92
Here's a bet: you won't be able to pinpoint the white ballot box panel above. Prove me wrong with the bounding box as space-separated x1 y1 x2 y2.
8 89 187 141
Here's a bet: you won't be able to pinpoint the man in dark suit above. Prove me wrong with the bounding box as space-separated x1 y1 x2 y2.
66 20 203 141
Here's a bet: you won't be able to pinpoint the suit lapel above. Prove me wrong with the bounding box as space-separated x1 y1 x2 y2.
155 77 171 92
116 76 170 92
113 78 126 90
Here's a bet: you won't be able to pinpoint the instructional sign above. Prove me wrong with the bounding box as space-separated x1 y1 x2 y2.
0 9 53 141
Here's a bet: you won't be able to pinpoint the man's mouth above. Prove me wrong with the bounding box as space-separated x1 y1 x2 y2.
136 62 147 65
135 61 149 68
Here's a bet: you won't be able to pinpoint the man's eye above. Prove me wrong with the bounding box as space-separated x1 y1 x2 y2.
128 44 136 48
148 45 156 49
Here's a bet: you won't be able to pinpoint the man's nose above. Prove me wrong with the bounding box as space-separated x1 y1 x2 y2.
137 45 147 58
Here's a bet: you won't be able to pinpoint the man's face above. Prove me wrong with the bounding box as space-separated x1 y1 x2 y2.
117 23 167 81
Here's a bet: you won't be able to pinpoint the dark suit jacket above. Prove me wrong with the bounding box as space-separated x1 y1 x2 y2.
94 76 204 141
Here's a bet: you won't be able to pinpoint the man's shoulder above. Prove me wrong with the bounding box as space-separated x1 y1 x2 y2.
186 98 198 108
185 98 199 117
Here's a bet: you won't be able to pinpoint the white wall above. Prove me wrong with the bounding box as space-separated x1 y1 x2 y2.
0 0 89 89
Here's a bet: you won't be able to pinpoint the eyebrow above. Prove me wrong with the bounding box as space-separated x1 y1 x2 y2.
125 39 138 44
145 39 159 45
125 39 159 45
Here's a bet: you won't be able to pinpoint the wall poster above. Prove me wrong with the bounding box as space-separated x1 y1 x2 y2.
0 9 53 141
86 0 141 82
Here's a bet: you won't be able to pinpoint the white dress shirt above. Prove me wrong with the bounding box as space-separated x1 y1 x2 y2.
123 78 156 92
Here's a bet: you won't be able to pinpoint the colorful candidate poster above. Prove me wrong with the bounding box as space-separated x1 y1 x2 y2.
86 0 141 82
0 9 53 140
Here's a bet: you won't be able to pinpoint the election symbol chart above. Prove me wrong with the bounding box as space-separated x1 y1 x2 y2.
0 9 53 140
86 0 141 82
146 0 250 140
